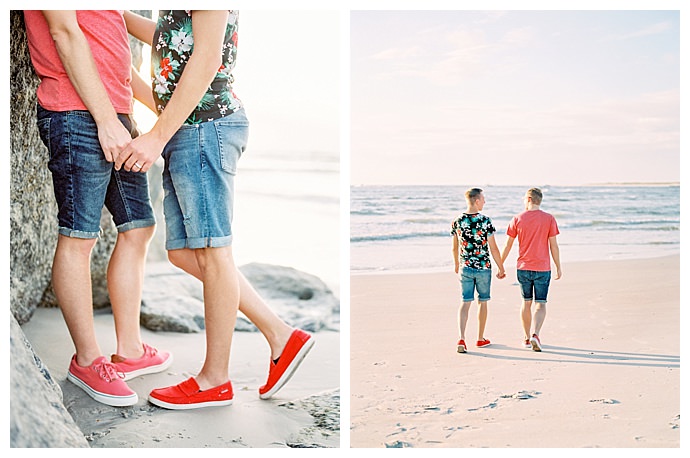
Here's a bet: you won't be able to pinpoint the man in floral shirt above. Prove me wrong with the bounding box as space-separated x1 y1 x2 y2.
451 188 506 353
118 10 314 410
151 10 243 124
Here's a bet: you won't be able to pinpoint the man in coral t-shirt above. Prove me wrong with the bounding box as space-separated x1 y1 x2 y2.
23 11 171 407
501 188 562 352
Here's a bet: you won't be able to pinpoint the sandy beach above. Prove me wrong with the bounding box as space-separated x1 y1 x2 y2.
350 255 680 448
20 307 339 448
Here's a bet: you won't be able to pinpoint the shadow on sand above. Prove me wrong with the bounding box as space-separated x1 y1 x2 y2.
469 344 679 368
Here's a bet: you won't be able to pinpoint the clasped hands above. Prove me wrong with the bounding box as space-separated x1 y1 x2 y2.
99 118 164 173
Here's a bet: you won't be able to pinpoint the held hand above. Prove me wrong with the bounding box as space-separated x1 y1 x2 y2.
496 269 506 279
97 117 132 162
115 132 166 173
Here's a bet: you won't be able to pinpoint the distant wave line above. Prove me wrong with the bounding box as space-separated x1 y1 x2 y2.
240 190 339 205
351 231 446 243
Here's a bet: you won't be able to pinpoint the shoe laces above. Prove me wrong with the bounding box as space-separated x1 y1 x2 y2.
93 360 125 383
143 343 158 357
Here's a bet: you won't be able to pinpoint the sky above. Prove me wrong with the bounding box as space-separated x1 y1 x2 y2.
135 10 340 157
350 9 681 186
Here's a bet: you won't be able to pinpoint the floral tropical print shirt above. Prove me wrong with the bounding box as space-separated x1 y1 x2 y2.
450 213 497 270
152 10 243 124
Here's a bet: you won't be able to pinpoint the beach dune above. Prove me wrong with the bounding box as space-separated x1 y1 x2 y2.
350 255 680 448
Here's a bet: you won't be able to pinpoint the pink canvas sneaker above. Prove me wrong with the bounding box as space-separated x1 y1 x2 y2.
148 377 233 410
111 343 172 381
67 355 138 407
530 334 542 352
259 329 315 400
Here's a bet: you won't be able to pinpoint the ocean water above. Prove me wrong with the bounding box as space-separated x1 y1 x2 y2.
350 184 680 274
145 149 340 293
232 149 340 291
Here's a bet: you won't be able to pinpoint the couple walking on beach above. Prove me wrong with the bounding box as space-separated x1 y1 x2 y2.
451 187 562 353
23 10 314 409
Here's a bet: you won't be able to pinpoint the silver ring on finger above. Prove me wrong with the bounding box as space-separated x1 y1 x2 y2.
134 162 142 170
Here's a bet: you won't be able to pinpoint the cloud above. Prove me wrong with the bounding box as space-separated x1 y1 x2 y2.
610 21 674 40
370 46 423 60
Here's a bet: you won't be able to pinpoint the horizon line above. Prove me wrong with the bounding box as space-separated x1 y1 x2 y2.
350 181 680 187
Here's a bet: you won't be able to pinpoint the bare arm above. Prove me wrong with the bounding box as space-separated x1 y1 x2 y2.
42 10 131 162
549 236 562 279
501 236 515 264
123 10 156 46
116 10 229 172
488 235 506 278
130 66 156 113
452 234 460 274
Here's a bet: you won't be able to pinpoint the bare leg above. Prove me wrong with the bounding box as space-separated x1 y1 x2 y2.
477 301 488 341
168 248 293 359
457 301 472 341
192 246 240 390
52 235 101 367
533 302 547 337
108 226 155 359
521 300 533 339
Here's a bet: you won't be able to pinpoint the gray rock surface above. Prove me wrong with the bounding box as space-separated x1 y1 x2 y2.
140 262 340 333
9 313 89 448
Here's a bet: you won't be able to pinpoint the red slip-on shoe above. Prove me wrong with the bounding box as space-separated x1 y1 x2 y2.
148 377 233 410
259 329 315 400
476 338 491 348
67 355 138 407
111 343 173 381
457 339 467 353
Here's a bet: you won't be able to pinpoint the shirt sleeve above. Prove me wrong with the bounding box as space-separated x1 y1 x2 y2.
486 216 496 236
549 215 560 237
450 219 458 236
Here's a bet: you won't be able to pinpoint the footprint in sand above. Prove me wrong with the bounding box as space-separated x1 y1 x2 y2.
385 440 414 448
468 391 539 411
588 398 620 404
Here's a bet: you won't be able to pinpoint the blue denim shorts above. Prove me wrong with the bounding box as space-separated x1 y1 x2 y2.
161 108 249 250
517 270 552 303
459 267 492 302
36 105 156 239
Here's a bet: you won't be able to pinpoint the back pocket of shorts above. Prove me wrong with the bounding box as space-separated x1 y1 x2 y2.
215 121 249 175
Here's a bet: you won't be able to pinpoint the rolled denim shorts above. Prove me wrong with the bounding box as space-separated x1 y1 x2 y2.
162 108 249 250
36 105 156 239
517 269 552 303
459 266 492 302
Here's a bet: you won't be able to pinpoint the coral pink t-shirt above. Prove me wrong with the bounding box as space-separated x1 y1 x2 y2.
506 209 560 272
23 10 133 113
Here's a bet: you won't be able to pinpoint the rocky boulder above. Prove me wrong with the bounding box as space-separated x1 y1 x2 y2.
140 262 340 333
9 313 89 448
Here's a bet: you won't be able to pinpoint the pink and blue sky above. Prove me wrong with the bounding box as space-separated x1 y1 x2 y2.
351 9 680 186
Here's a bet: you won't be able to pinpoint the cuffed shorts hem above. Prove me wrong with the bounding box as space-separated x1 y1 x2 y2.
517 269 551 303
58 227 100 239
459 267 492 302
166 235 233 251
116 218 156 233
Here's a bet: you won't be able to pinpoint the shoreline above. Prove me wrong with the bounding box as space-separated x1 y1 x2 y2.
351 253 682 277
350 255 680 448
